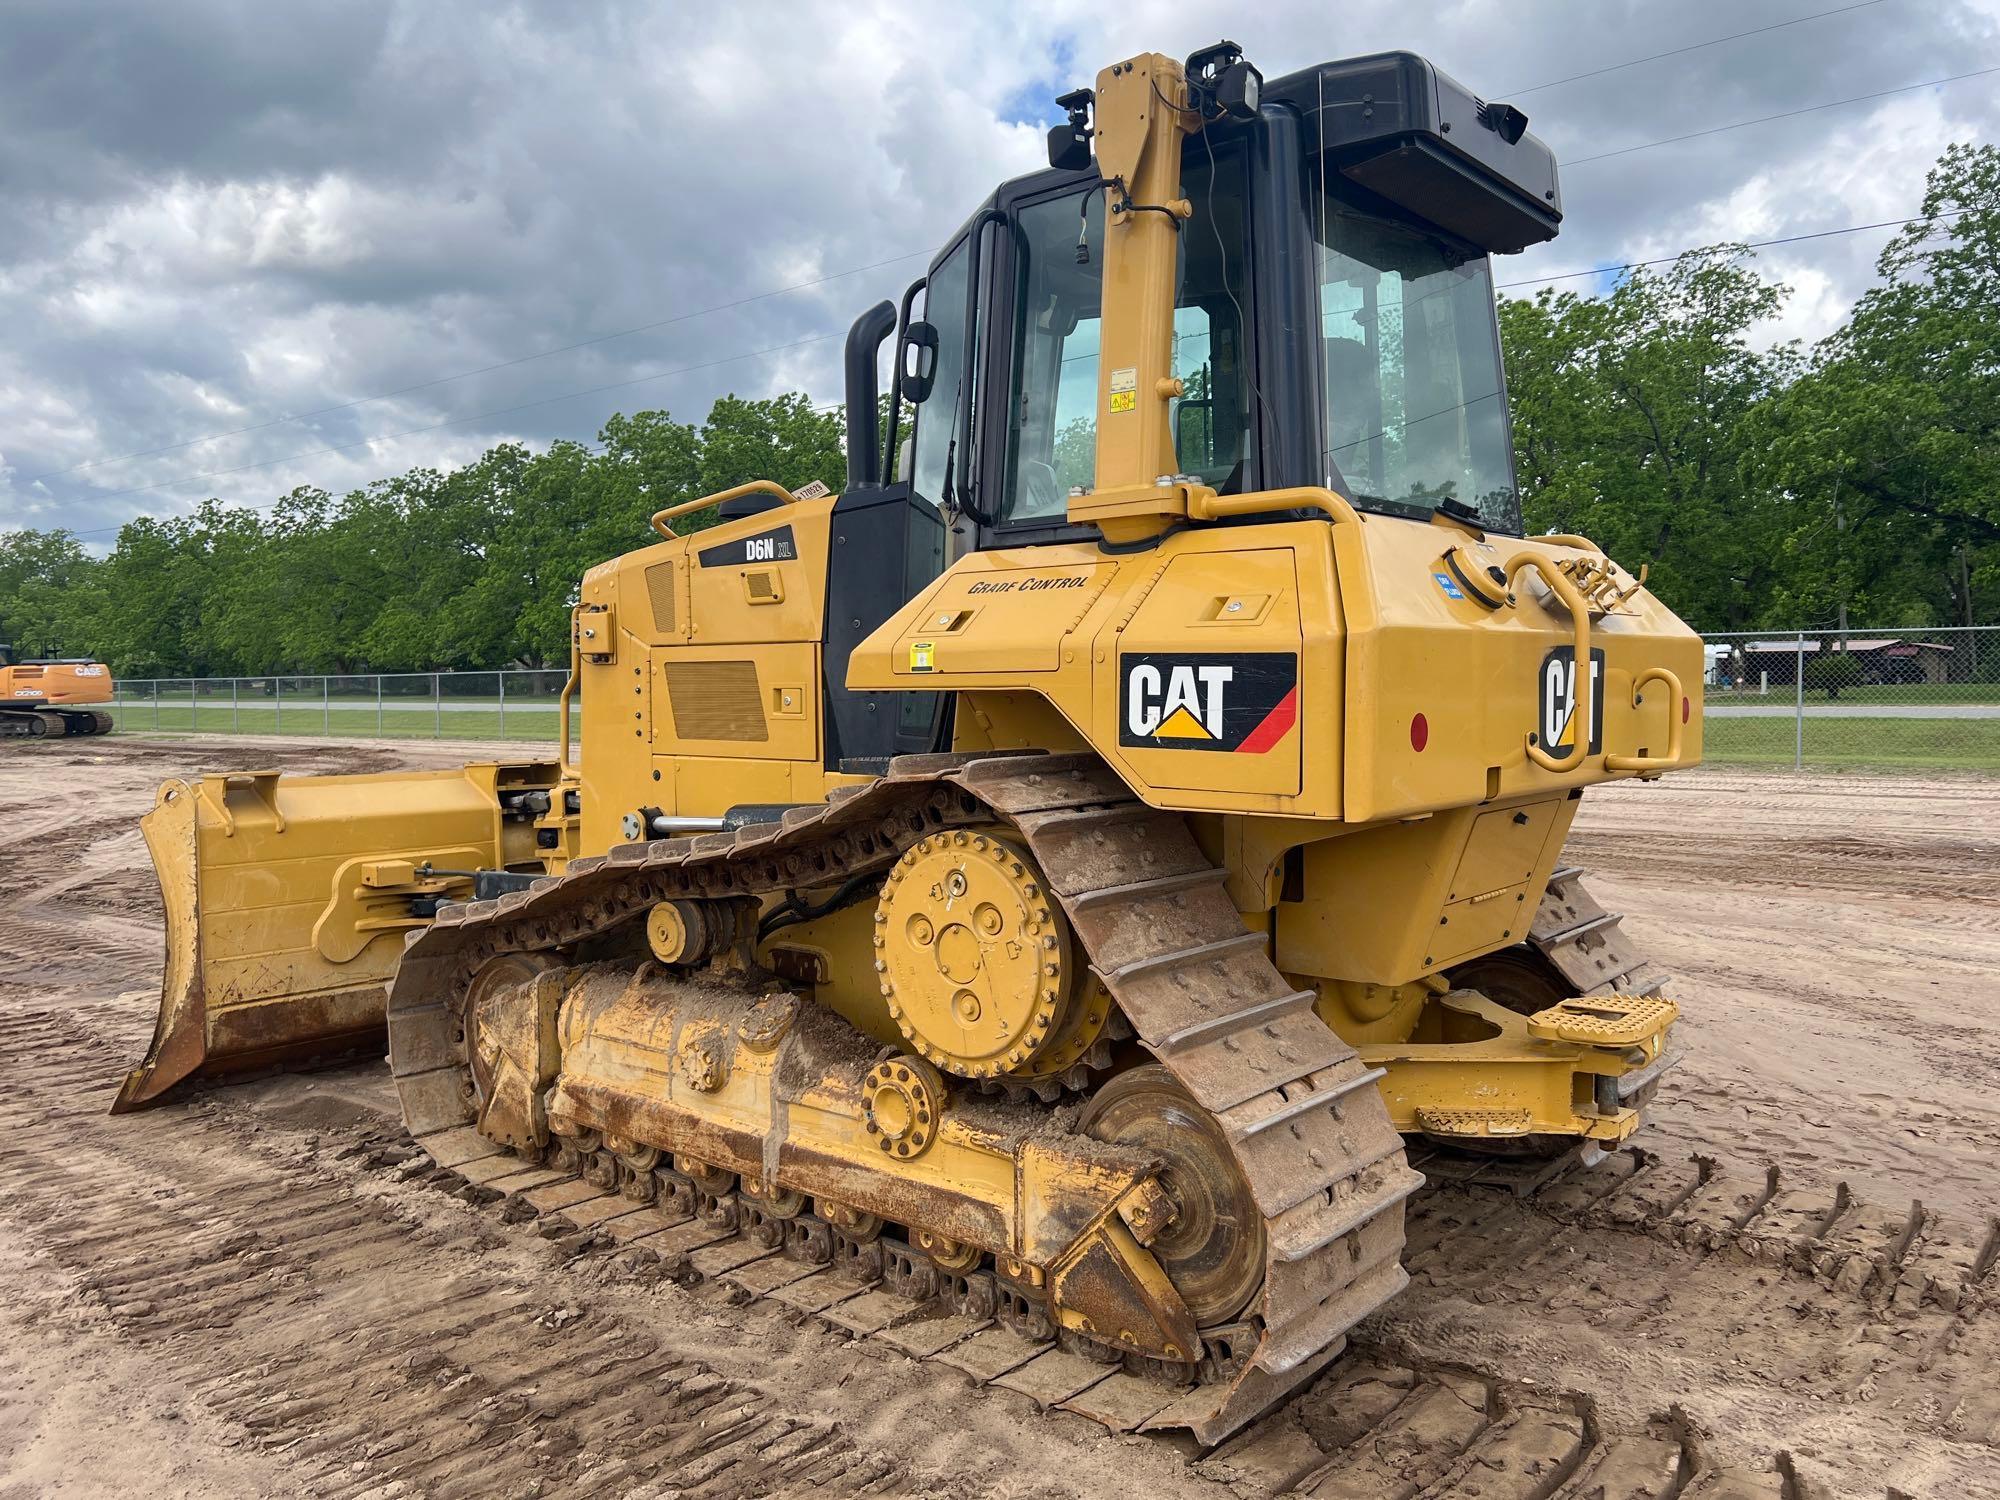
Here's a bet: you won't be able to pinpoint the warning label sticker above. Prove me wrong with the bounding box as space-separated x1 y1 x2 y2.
1109 366 1137 414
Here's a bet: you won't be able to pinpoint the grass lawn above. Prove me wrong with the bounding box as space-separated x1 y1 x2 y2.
1701 713 2000 772
108 699 575 742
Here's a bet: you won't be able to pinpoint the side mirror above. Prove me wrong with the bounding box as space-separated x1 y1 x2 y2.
898 321 941 403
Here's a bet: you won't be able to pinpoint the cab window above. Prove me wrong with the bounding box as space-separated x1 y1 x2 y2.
1316 198 1520 532
999 145 1251 524
911 238 973 508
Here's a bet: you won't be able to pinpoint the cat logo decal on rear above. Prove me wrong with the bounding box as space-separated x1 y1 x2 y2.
1119 653 1298 753
1538 645 1605 756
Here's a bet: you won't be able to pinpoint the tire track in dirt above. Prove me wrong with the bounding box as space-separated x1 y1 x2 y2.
0 1020 914 1499
1382 1147 2000 1496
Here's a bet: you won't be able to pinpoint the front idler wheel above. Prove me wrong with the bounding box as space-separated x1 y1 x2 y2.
1080 1065 1267 1327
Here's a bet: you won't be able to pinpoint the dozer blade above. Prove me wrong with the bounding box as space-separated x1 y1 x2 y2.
112 761 561 1113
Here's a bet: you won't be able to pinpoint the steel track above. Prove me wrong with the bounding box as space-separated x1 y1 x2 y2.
388 751 1423 1441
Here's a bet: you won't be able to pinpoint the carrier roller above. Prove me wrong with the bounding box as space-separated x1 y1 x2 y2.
387 752 1422 1443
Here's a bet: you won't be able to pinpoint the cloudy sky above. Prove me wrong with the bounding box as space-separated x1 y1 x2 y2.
2 0 1996 541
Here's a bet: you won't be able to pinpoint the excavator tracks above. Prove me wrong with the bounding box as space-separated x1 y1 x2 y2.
387 752 1423 1441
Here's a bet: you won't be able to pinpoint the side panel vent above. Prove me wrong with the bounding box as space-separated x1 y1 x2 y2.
663 660 768 742
644 563 677 635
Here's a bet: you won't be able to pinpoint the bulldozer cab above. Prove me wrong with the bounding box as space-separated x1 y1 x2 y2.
814 52 1567 764
872 49 1559 565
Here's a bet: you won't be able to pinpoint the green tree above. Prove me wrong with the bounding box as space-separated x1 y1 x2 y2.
0 528 100 659
1753 143 2000 630
1500 247 1797 628
90 502 267 676
685 393 844 532
1805 650 1864 699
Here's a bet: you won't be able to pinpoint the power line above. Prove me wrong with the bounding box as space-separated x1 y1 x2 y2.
1561 64 2000 167
1494 210 1967 290
22 249 931 484
19 11 1927 490
1503 0 1889 97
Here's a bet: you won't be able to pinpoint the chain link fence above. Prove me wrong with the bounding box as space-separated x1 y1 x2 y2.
1701 626 1999 772
103 630 2000 772
108 670 578 743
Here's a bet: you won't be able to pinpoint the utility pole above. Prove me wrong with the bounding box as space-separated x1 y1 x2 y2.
1832 465 1848 640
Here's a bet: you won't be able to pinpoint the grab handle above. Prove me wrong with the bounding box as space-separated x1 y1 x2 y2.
1186 484 1361 528
1606 666 1686 774
650 480 796 540
1505 553 1593 774
558 611 581 773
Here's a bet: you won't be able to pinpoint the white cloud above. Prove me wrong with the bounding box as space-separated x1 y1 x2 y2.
1 0 1995 537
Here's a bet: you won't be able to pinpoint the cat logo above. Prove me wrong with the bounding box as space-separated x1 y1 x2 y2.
1119 653 1298 754
1538 645 1605 756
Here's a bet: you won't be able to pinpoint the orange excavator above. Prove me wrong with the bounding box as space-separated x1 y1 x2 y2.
0 645 115 737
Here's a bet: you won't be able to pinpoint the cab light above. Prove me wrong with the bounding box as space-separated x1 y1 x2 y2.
1411 713 1429 752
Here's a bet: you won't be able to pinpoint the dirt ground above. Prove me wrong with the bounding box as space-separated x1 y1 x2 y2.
0 735 1994 1499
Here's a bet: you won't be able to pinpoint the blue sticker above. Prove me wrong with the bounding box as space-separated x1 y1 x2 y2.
1433 571 1465 600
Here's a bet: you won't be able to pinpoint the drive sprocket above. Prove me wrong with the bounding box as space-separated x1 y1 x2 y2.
873 829 1083 1080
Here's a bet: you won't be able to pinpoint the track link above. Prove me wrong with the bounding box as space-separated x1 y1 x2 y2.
388 752 1422 1440
345 1115 1927 1497
343 1105 1968 1497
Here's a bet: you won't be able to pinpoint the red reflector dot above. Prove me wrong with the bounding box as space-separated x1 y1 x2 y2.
1410 713 1429 752
1682 696 1690 724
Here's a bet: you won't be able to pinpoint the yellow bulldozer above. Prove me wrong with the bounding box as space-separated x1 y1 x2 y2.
115 43 1698 1442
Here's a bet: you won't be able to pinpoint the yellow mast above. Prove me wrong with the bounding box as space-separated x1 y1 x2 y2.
1064 54 1202 545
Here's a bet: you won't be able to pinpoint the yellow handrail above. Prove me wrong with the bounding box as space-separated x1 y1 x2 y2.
1505 553 1594 774
1606 666 1686 774
649 480 796 539
1185 484 1361 527
1537 533 1604 553
558 613 580 773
